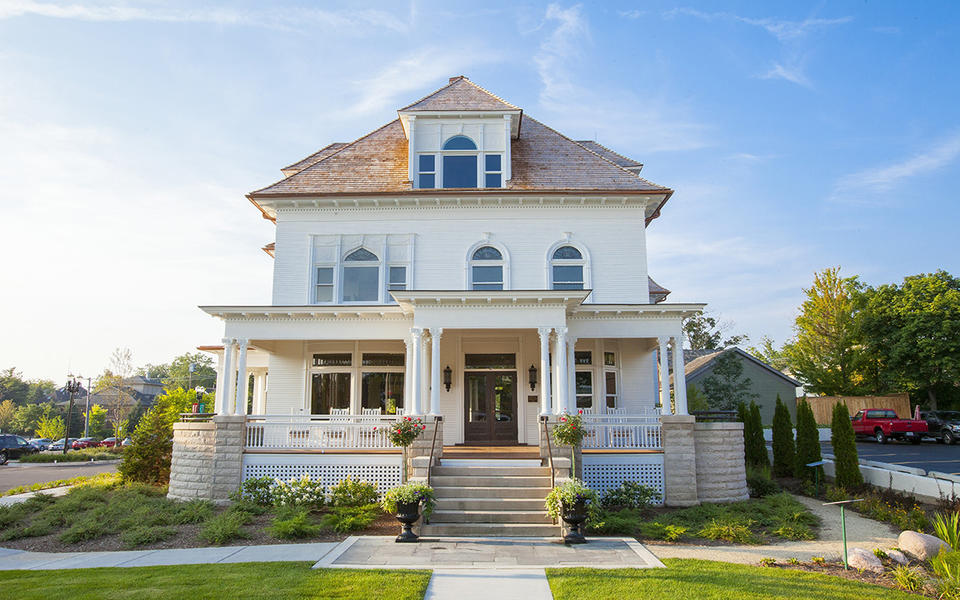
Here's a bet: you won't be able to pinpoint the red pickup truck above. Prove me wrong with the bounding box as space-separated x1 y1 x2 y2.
851 409 928 444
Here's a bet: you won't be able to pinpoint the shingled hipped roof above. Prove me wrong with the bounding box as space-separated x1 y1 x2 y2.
281 142 348 176
399 76 520 111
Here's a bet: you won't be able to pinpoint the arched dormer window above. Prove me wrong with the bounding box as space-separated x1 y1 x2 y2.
415 134 503 190
468 244 507 290
548 244 589 290
443 135 477 150
342 248 380 302
441 135 477 189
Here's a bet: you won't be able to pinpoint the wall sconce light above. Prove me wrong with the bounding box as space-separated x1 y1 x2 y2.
443 365 452 392
528 364 538 391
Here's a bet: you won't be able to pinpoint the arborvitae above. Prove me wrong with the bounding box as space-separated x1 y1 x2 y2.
795 399 823 481
742 401 769 469
737 402 748 426
831 401 863 489
771 395 796 478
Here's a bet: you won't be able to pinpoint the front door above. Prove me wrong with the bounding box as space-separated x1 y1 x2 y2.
464 371 518 445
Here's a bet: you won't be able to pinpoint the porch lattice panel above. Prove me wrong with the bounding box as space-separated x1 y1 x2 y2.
242 454 402 492
582 453 664 504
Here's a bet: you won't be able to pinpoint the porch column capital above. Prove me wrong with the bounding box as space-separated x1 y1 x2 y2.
427 327 443 339
410 327 424 341
537 326 553 338
555 326 568 339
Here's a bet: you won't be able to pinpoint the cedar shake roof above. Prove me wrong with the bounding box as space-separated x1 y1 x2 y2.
281 142 348 176
576 140 642 170
399 76 520 112
648 276 670 303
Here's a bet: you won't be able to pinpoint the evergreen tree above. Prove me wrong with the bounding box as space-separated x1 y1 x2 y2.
795 398 823 481
741 401 769 469
830 401 863 489
771 395 796 478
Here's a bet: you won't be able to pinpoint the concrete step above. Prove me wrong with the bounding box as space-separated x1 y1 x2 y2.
432 466 551 477
435 497 546 511
421 522 561 537
433 486 552 499
430 475 552 487
430 510 554 524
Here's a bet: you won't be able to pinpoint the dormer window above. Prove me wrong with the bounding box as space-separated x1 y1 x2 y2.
415 134 503 190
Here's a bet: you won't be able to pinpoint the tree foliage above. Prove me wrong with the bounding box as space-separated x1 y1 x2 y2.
0 399 15 432
830 401 863 489
857 270 960 410
740 401 769 469
87 404 111 438
794 398 823 481
36 414 66 440
11 402 57 436
771 395 796 478
0 367 57 405
683 314 748 351
699 351 758 410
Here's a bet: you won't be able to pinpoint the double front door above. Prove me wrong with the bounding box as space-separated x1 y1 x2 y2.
464 371 518 445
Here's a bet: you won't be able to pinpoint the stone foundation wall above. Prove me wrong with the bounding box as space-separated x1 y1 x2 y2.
406 416 444 481
661 415 698 507
693 422 750 503
538 417 575 477
168 415 244 504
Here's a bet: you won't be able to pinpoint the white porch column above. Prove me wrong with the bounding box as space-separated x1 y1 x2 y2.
566 335 578 413
410 327 424 415
428 328 443 416
672 335 688 416
403 335 414 415
538 327 552 416
222 338 237 416
214 349 226 414
658 336 671 413
555 326 569 414
235 339 248 416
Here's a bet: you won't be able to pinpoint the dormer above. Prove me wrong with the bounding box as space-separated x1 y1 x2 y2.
397 76 522 190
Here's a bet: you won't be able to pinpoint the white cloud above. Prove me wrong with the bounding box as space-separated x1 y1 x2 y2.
760 62 811 87
533 4 709 153
0 0 410 32
832 132 960 199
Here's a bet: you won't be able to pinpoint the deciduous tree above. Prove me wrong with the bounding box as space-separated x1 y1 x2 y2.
699 351 758 410
683 314 748 351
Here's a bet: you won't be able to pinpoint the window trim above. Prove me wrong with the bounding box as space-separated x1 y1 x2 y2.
546 241 591 292
340 247 382 304
466 241 510 290
414 134 504 190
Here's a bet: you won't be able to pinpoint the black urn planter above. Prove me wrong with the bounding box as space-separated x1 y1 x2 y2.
561 499 588 544
394 500 421 543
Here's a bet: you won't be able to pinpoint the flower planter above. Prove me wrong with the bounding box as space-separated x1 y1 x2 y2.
561 499 588 544
394 500 421 543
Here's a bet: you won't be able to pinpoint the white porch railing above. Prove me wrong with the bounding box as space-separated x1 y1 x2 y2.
581 415 662 450
244 415 401 450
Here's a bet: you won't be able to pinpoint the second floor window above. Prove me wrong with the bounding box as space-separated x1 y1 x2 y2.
470 245 504 290
550 245 585 290
415 135 503 190
342 248 379 302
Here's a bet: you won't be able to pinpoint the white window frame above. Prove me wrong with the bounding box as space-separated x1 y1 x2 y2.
314 265 335 304
385 264 408 303
416 153 436 189
415 134 504 190
574 350 594 410
546 241 591 291
340 247 381 304
466 240 510 290
603 351 619 410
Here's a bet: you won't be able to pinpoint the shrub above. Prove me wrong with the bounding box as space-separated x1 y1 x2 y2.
119 388 207 484
174 499 215 524
199 510 251 545
811 556 826 566
758 557 777 567
663 524 687 541
787 557 800 565
889 565 926 592
552 412 586 447
587 510 641 535
321 505 381 533
932 549 960 580
830 401 863 489
20 448 123 463
329 477 379 507
795 399 823 481
746 466 781 498
272 474 326 509
382 417 426 447
697 517 760 544
381 481 437 519
772 524 814 540
742 402 768 469
544 478 598 522
771 395 796 478
599 481 661 510
269 507 323 539
234 476 275 506
120 525 177 548
935 512 960 551
873 548 888 560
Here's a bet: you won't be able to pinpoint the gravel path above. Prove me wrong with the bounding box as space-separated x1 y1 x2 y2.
647 494 900 564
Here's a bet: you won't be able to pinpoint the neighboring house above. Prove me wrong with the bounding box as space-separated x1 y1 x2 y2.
682 347 801 424
172 77 749 532
58 375 164 410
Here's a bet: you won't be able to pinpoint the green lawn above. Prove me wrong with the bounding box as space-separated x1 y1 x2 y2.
0 563 432 600
547 559 917 600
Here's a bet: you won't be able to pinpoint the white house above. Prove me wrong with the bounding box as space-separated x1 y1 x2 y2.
169 77 749 535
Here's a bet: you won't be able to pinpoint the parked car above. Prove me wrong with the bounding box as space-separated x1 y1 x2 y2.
28 438 52 451
99 437 122 448
921 411 960 445
71 437 98 450
49 438 78 451
0 434 40 464
121 437 132 447
851 408 928 444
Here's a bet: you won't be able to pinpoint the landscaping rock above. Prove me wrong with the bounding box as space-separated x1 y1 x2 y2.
898 531 950 561
848 548 884 573
886 549 909 565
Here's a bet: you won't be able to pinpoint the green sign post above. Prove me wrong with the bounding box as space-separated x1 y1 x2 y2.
823 499 864 569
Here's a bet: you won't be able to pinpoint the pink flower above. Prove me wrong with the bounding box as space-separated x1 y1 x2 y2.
571 425 577 430
578 409 583 415
560 416 567 422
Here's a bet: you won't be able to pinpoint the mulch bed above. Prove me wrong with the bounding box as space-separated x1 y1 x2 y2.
773 559 933 597
1 510 400 553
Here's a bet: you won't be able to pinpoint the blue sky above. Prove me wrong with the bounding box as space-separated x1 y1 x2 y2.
1 1 958 382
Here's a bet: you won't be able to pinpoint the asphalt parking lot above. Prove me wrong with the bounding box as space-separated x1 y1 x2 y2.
820 439 960 475
0 461 119 493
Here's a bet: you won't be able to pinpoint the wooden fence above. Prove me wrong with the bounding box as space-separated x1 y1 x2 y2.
801 394 912 425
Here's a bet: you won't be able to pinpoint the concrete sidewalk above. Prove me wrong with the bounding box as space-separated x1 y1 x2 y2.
0 486 72 506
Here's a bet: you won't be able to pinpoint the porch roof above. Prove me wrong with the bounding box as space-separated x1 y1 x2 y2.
389 289 590 315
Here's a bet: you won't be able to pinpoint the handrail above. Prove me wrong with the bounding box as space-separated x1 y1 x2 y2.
541 415 555 489
426 415 442 487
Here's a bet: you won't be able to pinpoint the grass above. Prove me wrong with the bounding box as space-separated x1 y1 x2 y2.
547 559 920 600
1 472 115 496
589 492 819 545
0 563 432 600
19 448 123 463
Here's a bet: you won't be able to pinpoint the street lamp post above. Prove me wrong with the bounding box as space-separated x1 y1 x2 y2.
64 376 82 455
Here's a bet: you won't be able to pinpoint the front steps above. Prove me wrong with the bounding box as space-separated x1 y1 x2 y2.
421 461 561 537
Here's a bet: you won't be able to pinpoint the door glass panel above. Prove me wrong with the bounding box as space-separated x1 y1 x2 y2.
494 375 514 422
605 371 617 409
466 374 487 422
311 373 351 414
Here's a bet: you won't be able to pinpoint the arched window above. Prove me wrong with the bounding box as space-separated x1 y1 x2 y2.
550 244 587 290
415 134 504 190
469 245 505 290
342 248 380 302
443 135 477 150
441 135 477 189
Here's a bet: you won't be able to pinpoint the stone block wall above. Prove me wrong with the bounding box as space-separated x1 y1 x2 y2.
661 415 698 507
694 422 750 503
405 416 444 481
168 415 244 504
538 417 575 477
